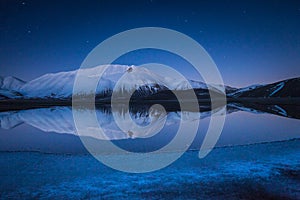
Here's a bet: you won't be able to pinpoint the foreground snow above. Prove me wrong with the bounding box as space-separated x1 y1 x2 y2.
0 139 299 199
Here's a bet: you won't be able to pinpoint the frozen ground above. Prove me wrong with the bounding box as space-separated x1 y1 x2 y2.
0 139 299 199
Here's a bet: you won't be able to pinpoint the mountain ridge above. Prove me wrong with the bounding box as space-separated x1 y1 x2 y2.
0 65 299 100
0 65 216 99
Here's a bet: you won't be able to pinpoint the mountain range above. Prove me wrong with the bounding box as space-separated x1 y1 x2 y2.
0 64 299 101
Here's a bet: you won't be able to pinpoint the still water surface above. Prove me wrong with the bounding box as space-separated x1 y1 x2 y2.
0 105 299 199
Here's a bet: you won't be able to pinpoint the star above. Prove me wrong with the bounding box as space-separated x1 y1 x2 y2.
27 30 31 34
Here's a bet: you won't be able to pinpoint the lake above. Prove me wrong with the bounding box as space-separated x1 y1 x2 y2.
0 104 299 199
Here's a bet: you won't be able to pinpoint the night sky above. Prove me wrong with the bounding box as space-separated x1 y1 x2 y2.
1 0 300 87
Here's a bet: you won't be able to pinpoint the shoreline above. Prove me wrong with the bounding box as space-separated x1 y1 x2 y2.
0 97 299 112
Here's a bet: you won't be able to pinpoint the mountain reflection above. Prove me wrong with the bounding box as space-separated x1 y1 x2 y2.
0 103 299 140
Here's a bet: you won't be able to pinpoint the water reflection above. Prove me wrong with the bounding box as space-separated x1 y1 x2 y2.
0 103 299 153
0 104 215 140
228 102 300 119
1 103 299 134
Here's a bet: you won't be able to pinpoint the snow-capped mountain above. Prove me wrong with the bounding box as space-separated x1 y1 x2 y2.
189 80 208 89
227 84 263 97
19 65 120 98
227 78 300 98
20 70 77 98
0 76 26 91
0 65 215 99
1 65 298 101
0 76 26 99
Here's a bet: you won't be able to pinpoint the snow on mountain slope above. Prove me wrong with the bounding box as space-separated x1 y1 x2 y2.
269 82 285 97
111 66 168 93
0 76 26 91
0 76 25 99
227 84 263 97
17 65 216 99
20 71 77 98
2 66 298 100
227 78 300 98
189 80 208 89
0 89 23 99
19 65 127 98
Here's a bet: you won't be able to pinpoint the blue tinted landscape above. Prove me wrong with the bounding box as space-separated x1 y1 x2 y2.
0 139 299 199
1 0 300 199
0 104 299 199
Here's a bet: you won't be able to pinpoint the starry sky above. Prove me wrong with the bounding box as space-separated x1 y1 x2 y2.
1 0 300 87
